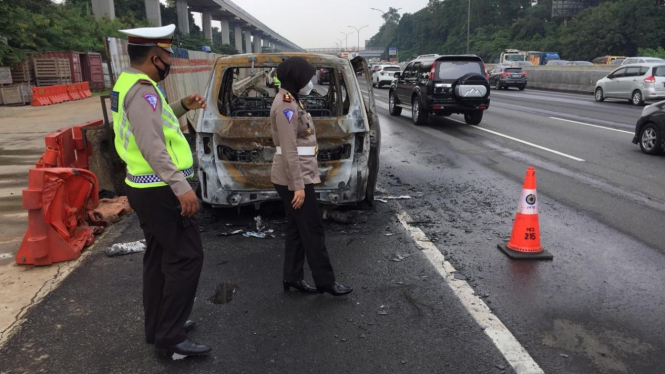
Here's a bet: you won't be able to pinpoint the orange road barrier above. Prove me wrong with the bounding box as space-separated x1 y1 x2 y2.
36 120 103 169
31 87 52 106
88 196 134 227
67 84 82 100
79 81 92 98
15 168 100 266
497 166 553 260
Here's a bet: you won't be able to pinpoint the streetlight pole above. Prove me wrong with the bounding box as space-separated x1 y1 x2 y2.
340 31 352 50
467 0 471 54
348 25 369 52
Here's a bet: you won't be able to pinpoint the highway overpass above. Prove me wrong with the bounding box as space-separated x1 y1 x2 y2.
91 0 303 53
305 48 386 59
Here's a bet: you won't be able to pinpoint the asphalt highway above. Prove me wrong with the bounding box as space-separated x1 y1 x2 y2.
1 82 664 374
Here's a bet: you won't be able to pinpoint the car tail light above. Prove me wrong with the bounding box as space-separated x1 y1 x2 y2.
430 63 436 81
521 72 527 77
478 105 488 110
501 72 511 77
645 76 656 83
483 63 489 79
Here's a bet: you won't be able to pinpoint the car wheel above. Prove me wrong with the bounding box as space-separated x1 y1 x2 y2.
378 82 383 89
412 97 428 126
495 80 501 90
464 111 483 126
639 123 662 155
372 80 377 88
519 85 525 91
632 90 644 106
595 87 605 102
388 91 402 116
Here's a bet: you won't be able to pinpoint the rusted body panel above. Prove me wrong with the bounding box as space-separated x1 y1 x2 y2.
196 53 379 208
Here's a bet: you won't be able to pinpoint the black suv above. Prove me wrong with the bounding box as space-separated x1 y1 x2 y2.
389 54 490 125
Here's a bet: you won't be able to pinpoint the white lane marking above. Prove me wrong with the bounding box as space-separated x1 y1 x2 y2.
447 118 585 162
549 117 634 135
396 210 545 374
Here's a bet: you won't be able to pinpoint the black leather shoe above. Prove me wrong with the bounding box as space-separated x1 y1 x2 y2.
184 320 196 333
283 280 318 293
317 282 353 296
158 338 211 356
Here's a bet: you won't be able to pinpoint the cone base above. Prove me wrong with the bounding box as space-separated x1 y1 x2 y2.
497 243 553 261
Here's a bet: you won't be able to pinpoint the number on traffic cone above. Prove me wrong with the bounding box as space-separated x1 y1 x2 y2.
497 167 553 260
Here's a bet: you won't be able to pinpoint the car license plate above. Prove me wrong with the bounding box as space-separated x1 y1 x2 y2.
512 74 521 78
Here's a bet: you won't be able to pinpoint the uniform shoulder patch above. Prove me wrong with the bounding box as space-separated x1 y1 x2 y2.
283 93 292 103
142 93 159 112
110 91 119 112
283 109 295 123
138 79 153 85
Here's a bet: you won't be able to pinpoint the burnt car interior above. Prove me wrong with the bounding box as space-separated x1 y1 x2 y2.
217 67 350 118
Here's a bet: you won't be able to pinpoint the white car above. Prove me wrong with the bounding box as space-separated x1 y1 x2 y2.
595 63 665 105
371 65 401 88
621 57 665 66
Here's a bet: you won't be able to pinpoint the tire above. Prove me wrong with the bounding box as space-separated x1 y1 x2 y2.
639 123 662 155
372 80 377 88
464 111 483 126
519 85 525 91
388 91 402 116
412 96 428 126
377 82 383 89
595 87 605 102
632 90 644 106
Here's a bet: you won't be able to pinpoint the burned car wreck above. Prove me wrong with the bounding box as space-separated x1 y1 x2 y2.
195 53 381 208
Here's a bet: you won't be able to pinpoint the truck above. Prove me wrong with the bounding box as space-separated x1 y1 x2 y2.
527 51 561 66
499 49 526 64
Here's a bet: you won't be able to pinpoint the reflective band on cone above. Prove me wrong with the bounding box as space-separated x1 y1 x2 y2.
497 167 553 260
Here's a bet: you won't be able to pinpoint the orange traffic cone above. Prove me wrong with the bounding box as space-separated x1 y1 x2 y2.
497 167 553 260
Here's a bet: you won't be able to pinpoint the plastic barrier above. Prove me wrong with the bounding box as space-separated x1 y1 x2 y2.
15 168 100 266
31 87 52 106
67 84 82 100
36 120 103 169
79 81 92 98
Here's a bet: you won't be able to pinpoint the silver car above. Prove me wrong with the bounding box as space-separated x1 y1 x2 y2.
621 57 665 65
594 63 665 106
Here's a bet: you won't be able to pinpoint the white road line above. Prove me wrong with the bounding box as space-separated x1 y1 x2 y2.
396 211 545 374
447 119 586 162
549 117 634 135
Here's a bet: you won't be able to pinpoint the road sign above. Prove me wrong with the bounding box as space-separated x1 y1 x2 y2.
388 47 398 56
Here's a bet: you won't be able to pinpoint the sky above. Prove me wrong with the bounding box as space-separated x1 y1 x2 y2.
190 0 430 49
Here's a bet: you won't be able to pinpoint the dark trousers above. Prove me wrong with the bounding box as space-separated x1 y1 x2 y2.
274 184 336 286
125 185 204 347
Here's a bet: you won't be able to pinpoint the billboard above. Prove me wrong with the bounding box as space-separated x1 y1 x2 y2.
551 0 600 18
388 47 398 56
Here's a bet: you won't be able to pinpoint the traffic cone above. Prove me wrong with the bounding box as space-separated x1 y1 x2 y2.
497 167 553 260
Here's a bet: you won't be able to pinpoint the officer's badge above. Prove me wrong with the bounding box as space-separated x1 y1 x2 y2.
110 91 119 112
283 93 292 102
142 93 158 111
283 109 295 123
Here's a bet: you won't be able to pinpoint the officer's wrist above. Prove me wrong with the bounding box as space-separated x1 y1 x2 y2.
181 99 190 112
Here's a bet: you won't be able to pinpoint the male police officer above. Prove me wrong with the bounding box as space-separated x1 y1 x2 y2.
112 24 210 356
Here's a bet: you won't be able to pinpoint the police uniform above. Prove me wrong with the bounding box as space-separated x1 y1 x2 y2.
112 25 205 349
270 88 336 288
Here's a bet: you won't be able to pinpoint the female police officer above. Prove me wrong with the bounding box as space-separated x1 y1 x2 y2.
270 57 352 297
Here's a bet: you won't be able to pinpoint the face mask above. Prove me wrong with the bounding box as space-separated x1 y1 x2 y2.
299 81 314 96
153 56 171 81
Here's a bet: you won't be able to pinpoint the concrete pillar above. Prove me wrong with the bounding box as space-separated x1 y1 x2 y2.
220 19 230 45
244 30 252 54
144 0 161 26
91 0 115 20
176 0 190 35
234 25 243 53
253 33 262 53
202 11 212 42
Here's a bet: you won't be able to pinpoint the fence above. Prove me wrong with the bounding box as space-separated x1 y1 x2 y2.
105 37 221 130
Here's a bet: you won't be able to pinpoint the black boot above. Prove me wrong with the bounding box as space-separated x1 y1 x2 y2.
157 338 211 356
317 283 353 296
283 280 318 293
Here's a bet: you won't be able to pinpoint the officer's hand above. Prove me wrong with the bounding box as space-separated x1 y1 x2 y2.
177 190 199 217
292 190 305 210
182 94 207 111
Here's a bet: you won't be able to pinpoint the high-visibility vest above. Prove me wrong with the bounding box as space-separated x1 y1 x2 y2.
274 75 281 87
111 71 193 189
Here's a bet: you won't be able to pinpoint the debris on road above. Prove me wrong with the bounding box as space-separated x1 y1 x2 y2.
243 229 275 239
106 240 146 257
374 195 412 203
391 253 412 262
218 229 243 237
208 282 238 305
322 210 368 224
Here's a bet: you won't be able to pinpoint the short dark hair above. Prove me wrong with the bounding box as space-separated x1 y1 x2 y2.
127 45 154 64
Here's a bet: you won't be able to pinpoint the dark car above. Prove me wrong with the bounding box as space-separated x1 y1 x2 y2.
388 54 490 125
488 66 527 90
632 100 665 154
316 68 331 84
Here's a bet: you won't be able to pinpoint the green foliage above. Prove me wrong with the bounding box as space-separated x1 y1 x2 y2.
368 0 665 63
638 47 665 59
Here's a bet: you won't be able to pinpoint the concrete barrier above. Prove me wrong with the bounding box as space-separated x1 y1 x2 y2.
521 66 615 93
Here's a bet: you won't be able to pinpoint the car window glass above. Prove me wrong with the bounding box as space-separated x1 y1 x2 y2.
383 67 401 72
625 67 641 77
403 63 414 78
411 62 421 79
436 61 482 79
505 68 522 73
610 68 626 78
653 66 665 77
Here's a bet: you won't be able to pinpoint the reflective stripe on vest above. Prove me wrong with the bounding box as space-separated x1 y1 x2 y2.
111 71 193 189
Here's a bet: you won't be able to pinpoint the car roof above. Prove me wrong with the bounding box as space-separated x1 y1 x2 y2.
410 54 482 63
214 53 351 67
626 57 665 60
